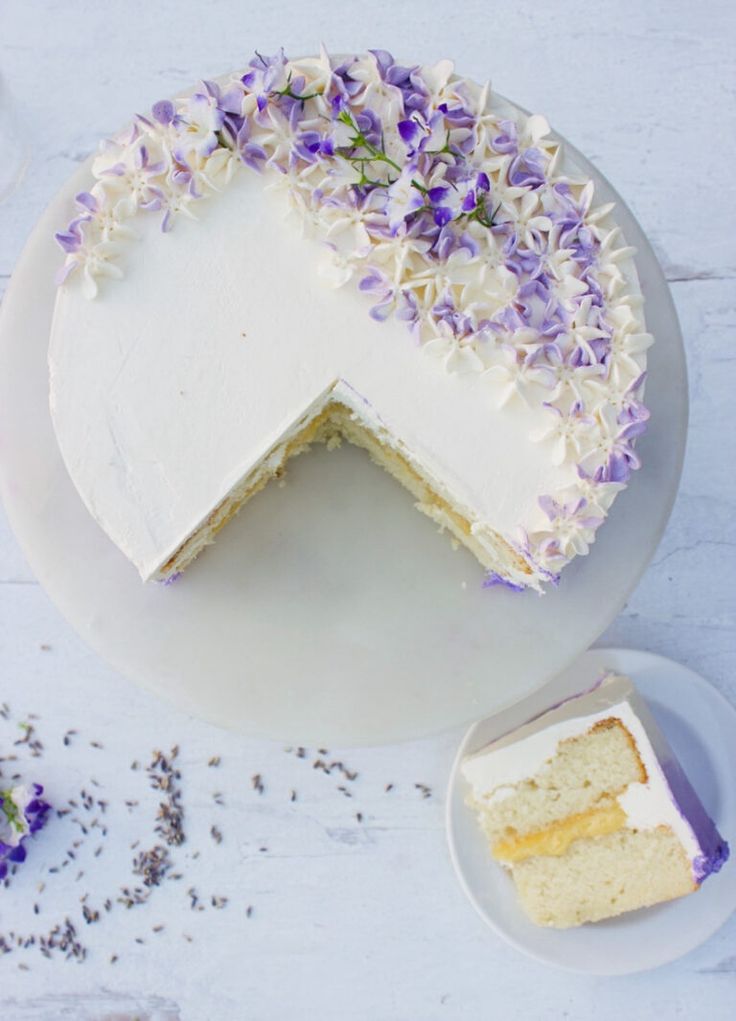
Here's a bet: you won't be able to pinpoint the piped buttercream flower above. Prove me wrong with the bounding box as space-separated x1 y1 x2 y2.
579 402 644 482
530 400 594 465
532 494 604 563
484 347 555 408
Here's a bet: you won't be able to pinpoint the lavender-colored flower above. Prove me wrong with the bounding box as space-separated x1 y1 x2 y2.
293 129 335 164
508 147 547 188
540 339 605 401
175 91 226 159
580 403 644 482
368 49 426 115
617 372 650 432
491 119 518 155
152 100 176 126
0 782 51 880
241 48 290 97
395 288 422 338
354 107 383 148
398 118 419 145
385 165 425 233
332 59 365 100
537 494 604 559
438 101 476 130
431 292 474 339
359 267 396 321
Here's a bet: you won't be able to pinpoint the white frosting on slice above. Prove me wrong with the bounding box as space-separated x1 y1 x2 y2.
461 674 703 863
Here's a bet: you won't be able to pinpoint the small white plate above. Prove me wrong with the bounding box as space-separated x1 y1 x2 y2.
445 647 736 974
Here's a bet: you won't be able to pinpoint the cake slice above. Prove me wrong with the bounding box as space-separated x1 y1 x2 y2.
461 673 729 927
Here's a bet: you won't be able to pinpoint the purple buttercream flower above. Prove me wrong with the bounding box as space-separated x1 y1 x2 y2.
398 118 419 144
368 49 395 78
491 119 518 155
292 129 332 164
368 49 427 116
395 289 421 338
438 101 476 130
354 108 383 148
539 494 591 526
359 267 396 321
433 205 453 228
242 48 289 97
55 220 85 254
461 190 476 213
152 99 176 126
508 147 547 188
332 59 364 100
431 292 474 338
580 405 644 483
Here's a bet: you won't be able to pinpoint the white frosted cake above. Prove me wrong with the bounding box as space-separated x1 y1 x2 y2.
50 48 652 590
462 673 729 927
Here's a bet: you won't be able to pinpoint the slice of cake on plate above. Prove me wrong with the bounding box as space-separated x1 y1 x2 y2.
461 672 729 927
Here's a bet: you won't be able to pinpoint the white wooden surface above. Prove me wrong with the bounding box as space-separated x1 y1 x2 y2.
1 1 734 1017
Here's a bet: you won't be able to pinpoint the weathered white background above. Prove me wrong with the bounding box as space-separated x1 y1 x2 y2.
1 1 734 1017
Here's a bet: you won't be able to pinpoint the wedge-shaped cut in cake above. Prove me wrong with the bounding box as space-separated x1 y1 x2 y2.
461 673 729 927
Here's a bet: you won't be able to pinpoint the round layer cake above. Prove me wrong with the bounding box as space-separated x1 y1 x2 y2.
49 48 652 592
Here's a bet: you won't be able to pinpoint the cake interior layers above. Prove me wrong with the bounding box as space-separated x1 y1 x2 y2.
156 401 534 582
514 828 696 928
468 717 696 927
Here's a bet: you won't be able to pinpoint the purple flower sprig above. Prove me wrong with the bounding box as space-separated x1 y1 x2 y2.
0 783 51 881
334 106 403 187
270 68 325 104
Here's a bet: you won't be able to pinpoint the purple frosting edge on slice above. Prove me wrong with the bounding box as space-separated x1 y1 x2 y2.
657 754 730 883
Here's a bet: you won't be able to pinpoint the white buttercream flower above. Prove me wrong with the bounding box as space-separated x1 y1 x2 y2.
57 219 124 300
606 311 654 376
581 357 643 414
530 401 594 465
423 332 485 374
484 347 554 408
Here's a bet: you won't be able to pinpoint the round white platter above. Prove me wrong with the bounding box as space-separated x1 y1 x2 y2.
446 648 736 975
0 92 687 746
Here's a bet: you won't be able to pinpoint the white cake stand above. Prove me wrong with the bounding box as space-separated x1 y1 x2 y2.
0 101 687 746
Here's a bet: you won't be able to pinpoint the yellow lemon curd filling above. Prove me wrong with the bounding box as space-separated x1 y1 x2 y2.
492 803 628 864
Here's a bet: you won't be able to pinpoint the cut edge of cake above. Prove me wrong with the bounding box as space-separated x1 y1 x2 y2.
152 381 539 588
